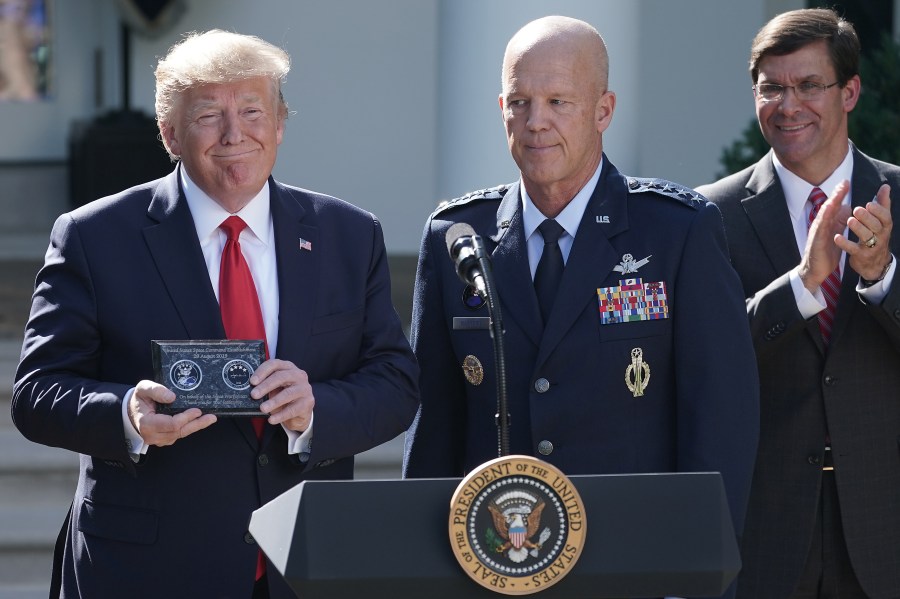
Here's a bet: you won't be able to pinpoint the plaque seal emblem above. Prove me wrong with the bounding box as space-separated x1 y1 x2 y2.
448 455 587 595
169 359 202 391
222 359 254 391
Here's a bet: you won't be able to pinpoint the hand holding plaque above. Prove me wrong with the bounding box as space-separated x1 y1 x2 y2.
152 340 267 416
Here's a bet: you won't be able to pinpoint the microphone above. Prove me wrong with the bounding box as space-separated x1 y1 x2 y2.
445 221 510 456
445 222 488 296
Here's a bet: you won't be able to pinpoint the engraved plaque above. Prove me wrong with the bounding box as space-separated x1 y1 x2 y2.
151 340 266 416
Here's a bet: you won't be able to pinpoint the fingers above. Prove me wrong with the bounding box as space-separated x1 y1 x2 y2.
847 194 889 242
799 182 850 293
129 380 217 447
838 184 894 281
837 184 892 249
133 379 176 406
250 359 314 431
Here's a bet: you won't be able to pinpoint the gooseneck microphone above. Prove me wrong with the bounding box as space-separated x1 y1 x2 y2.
444 222 510 457
445 223 488 296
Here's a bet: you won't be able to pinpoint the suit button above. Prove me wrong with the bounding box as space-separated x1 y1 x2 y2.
534 378 550 393
244 532 256 545
776 321 786 332
257 454 269 466
538 440 554 455
808 455 821 466
824 375 836 386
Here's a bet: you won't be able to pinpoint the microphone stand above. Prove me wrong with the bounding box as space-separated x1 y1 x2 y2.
473 244 509 458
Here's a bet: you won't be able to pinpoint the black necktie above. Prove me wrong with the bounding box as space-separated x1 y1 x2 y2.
534 219 565 323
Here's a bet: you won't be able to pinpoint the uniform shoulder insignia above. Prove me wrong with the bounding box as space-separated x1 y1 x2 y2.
626 177 706 209
432 183 511 217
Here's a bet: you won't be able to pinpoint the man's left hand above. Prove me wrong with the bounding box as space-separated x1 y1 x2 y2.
838 183 893 280
250 359 314 432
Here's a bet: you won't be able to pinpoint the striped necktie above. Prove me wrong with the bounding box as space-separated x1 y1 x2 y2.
807 188 841 345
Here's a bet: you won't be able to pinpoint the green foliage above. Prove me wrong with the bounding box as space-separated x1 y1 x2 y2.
484 526 504 553
717 34 900 177
849 33 900 166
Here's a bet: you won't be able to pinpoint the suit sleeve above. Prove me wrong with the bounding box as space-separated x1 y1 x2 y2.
12 213 133 463
303 217 420 464
674 202 760 536
402 216 469 477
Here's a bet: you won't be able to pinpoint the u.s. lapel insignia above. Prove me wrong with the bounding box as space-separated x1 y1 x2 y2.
613 253 651 274
625 347 650 397
462 355 484 385
298 237 312 251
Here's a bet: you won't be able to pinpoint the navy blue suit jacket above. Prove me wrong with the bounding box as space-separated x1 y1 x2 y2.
403 157 759 549
13 167 419 598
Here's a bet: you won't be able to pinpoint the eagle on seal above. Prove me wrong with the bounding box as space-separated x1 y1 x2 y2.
488 500 547 563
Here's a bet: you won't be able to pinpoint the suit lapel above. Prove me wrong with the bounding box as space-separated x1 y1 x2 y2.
536 161 626 367
270 180 317 364
490 183 543 347
741 156 803 277
143 169 224 339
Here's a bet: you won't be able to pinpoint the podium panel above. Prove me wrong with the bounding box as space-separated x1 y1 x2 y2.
249 472 739 598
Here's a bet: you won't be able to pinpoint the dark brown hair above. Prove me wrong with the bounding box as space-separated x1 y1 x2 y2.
749 8 860 85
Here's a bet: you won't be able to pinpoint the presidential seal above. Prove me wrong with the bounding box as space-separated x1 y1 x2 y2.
449 455 586 595
222 359 254 391
169 360 202 392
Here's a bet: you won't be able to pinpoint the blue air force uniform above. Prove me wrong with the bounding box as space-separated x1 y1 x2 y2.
403 155 760 539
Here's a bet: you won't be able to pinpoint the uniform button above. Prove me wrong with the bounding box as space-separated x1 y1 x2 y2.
534 378 550 393
824 375 836 386
538 440 554 455
807 455 820 466
257 454 269 466
776 321 786 332
244 532 256 545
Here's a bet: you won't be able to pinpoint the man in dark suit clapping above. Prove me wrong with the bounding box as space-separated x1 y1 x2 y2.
698 9 900 599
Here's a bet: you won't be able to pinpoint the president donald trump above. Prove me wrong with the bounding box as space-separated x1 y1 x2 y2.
13 30 418 598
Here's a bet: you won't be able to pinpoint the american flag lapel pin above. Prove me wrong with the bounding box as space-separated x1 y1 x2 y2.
298 237 312 251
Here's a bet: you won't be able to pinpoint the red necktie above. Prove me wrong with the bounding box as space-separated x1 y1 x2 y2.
807 188 841 345
218 216 268 581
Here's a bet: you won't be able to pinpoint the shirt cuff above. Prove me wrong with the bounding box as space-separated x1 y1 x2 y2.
121 388 149 460
856 253 896 303
284 412 314 456
789 267 827 320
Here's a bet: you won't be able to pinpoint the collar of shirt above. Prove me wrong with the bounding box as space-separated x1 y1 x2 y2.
180 167 272 248
521 159 603 278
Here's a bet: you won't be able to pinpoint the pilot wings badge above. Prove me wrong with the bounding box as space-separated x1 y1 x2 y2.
613 253 651 274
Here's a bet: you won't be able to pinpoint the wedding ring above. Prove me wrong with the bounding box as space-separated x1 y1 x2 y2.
865 235 878 248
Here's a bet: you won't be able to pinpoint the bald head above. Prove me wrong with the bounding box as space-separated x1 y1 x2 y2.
498 15 616 213
502 16 609 94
